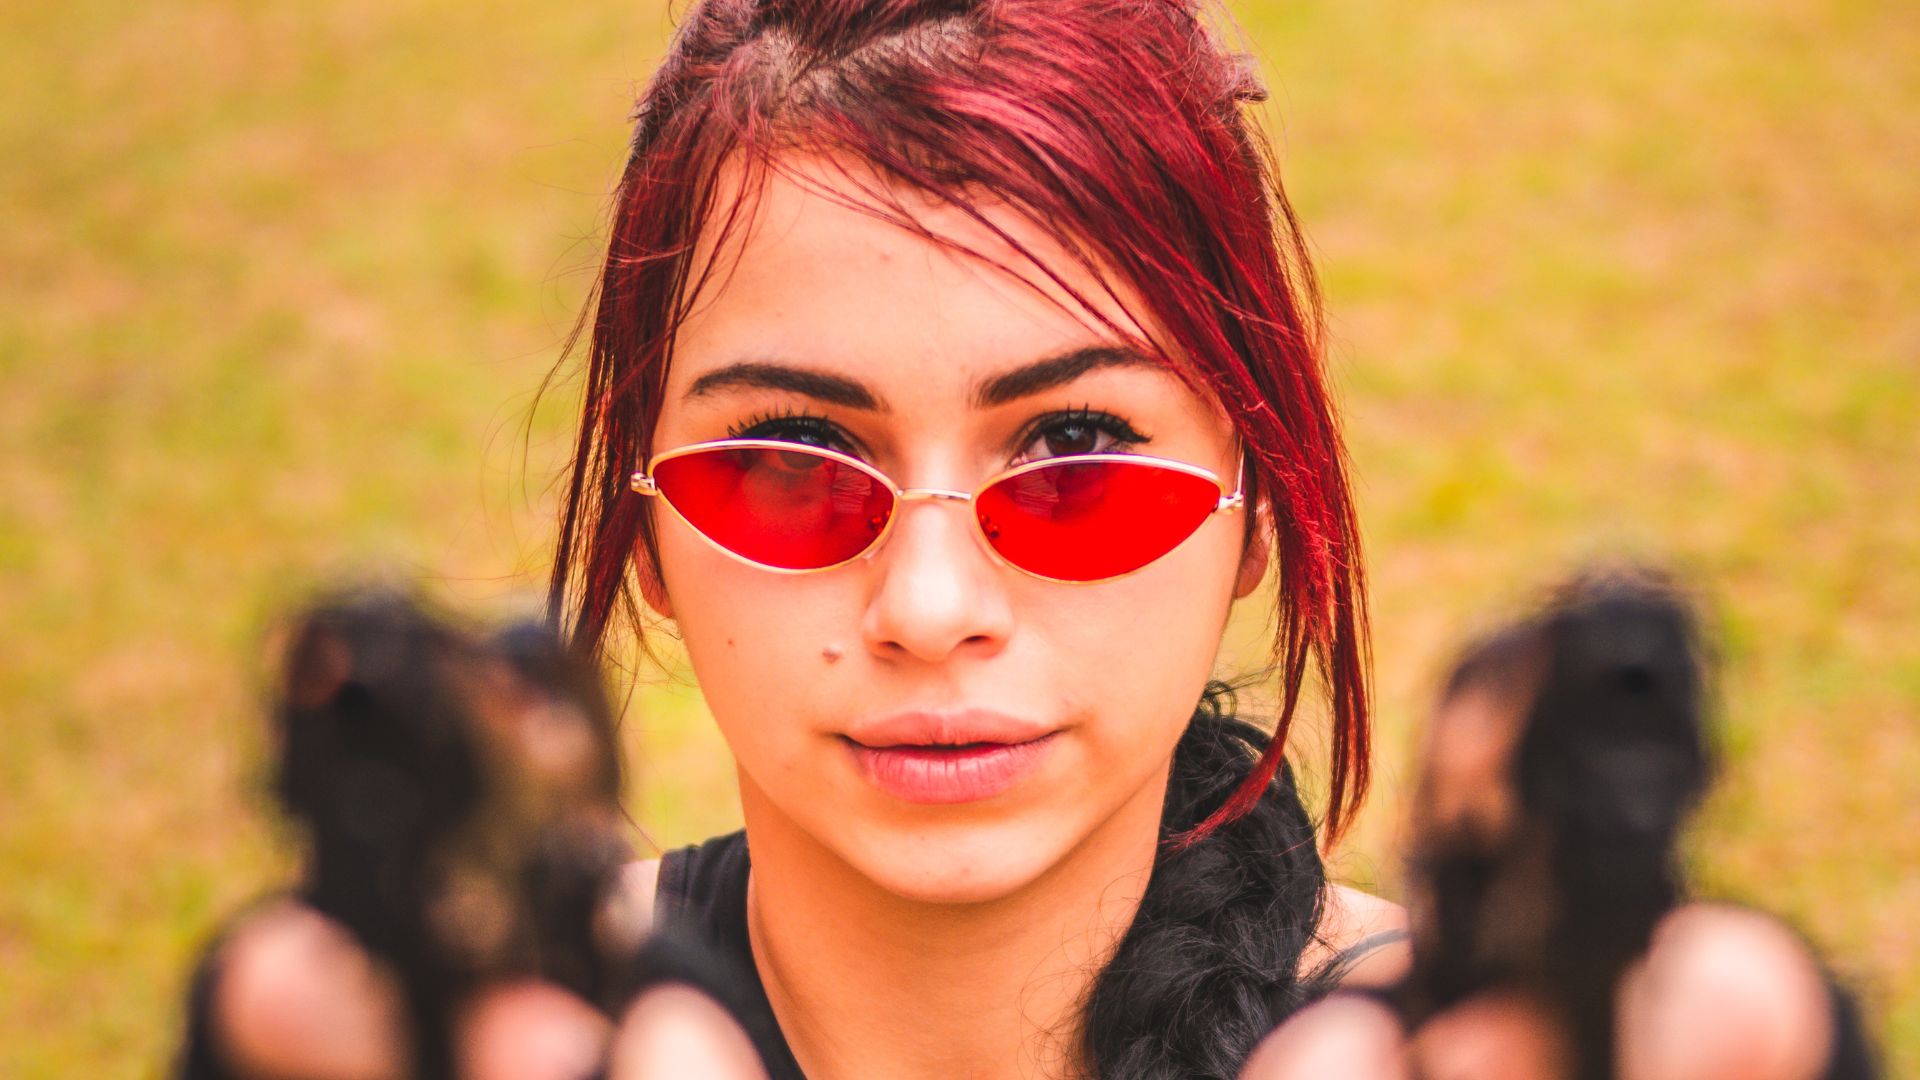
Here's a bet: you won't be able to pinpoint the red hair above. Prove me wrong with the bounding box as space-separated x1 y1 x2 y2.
548 0 1371 842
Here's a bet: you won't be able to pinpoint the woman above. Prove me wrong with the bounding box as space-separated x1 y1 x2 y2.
542 0 1396 1074
196 1 1851 1078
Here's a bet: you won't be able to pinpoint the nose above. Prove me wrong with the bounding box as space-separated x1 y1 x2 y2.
860 493 1015 665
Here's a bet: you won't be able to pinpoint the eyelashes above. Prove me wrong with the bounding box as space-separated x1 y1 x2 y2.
727 407 850 451
726 405 1151 462
1012 406 1149 462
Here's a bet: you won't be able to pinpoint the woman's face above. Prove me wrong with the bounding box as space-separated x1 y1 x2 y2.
642 157 1265 904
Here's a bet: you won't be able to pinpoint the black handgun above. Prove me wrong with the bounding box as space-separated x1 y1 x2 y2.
270 588 641 1079
1399 568 1715 1080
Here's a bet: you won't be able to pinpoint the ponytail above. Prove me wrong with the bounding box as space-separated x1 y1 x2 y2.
1081 683 1329 1079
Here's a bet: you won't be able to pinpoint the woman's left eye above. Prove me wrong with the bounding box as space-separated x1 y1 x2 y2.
1016 409 1148 461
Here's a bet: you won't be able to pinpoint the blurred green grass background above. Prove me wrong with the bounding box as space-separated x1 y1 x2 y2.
2 1 1913 1074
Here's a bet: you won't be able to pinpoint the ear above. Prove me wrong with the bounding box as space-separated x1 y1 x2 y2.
1233 500 1273 599
633 535 675 621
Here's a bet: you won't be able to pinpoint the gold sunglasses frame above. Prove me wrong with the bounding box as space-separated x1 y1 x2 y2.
630 437 1245 585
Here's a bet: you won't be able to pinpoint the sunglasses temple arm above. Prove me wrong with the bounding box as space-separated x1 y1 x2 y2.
1217 455 1246 512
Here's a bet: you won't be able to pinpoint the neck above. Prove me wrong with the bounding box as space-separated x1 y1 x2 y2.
737 773 1168 1080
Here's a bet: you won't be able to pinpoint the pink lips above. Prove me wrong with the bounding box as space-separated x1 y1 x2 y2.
843 710 1058 804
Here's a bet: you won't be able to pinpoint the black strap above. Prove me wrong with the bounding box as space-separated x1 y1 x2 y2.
1320 928 1412 983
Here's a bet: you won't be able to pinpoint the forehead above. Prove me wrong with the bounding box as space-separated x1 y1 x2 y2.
665 155 1176 404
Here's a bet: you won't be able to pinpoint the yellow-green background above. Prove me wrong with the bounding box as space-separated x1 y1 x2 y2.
3 1 1913 1074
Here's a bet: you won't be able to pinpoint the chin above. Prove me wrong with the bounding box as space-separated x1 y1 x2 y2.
836 814 1079 906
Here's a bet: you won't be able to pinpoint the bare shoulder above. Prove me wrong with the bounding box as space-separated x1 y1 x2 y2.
617 858 663 930
1296 883 1411 988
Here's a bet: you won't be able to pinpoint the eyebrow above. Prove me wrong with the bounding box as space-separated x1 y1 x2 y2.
681 345 1160 412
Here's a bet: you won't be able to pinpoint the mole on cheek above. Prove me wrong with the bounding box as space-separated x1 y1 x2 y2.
822 645 843 663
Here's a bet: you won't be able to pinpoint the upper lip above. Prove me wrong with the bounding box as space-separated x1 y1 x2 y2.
844 709 1057 749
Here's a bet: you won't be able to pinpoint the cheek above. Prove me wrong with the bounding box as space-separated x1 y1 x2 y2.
650 521 844 735
1024 517 1243 760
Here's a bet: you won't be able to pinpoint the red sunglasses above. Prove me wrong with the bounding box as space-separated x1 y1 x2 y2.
630 439 1244 583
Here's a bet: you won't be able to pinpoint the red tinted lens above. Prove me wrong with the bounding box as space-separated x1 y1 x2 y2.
652 446 894 570
975 458 1222 581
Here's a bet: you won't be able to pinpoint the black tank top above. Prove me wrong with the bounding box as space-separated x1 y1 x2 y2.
651 829 1417 1080
654 830 810 1080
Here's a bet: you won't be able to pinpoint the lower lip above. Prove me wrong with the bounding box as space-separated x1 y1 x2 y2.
845 734 1058 804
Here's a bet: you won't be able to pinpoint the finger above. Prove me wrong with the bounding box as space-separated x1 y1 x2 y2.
1618 903 1832 1080
608 984 770 1080
456 981 612 1080
213 902 409 1080
1410 993 1569 1080
1239 994 1411 1080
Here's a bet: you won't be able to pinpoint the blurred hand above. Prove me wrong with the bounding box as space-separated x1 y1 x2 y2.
214 902 612 1080
1242 903 1835 1080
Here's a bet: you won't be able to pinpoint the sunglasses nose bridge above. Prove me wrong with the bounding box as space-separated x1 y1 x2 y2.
880 489 978 557
895 487 972 504
868 486 997 570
